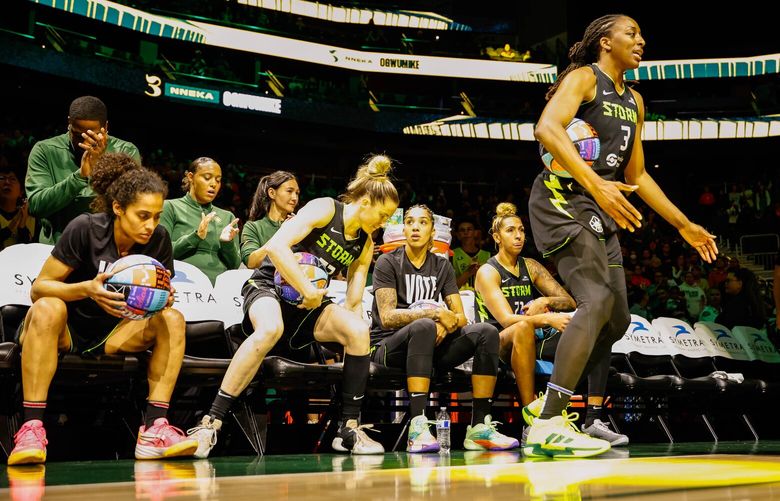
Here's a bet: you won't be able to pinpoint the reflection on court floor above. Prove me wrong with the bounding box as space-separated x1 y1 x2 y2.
4 449 780 500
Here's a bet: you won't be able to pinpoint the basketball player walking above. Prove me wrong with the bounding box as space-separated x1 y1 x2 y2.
524 14 717 458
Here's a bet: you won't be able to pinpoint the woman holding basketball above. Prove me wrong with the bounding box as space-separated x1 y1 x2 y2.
8 153 196 466
524 14 717 458
370 205 517 452
189 155 398 456
161 157 240 284
241 170 299 268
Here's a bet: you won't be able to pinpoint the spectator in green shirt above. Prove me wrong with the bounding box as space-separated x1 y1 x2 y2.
25 96 140 244
241 170 299 268
160 157 240 284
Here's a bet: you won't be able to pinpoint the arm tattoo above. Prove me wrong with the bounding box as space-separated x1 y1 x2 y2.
375 288 436 329
526 258 576 312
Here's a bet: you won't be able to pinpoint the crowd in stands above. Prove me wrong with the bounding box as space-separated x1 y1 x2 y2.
2 113 777 341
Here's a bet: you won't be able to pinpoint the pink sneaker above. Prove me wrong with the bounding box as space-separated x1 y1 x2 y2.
8 420 48 466
135 418 198 460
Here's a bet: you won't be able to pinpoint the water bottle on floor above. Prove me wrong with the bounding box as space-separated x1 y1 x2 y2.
435 407 451 453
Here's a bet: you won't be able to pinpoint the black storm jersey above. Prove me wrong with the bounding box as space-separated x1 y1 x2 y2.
579 64 639 181
475 256 539 328
251 199 367 283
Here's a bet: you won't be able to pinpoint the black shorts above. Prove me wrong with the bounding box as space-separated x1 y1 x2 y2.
16 311 122 356
241 277 333 355
528 172 623 266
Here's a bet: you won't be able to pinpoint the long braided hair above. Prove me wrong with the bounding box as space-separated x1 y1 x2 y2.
545 14 626 101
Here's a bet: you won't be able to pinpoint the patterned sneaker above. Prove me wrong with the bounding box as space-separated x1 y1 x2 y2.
523 411 611 459
522 392 546 426
135 418 199 460
187 415 223 459
583 419 629 446
332 419 385 455
407 414 439 453
8 420 48 466
463 415 520 451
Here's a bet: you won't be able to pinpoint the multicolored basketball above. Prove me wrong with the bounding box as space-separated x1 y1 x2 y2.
274 252 329 305
539 118 600 178
103 254 171 320
409 299 441 310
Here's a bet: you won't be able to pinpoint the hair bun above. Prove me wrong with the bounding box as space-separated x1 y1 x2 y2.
366 154 392 178
495 202 517 218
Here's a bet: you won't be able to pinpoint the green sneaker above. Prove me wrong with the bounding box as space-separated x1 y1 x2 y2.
464 415 520 451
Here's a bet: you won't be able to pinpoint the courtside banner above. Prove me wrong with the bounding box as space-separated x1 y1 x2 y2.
652 317 711 359
0 244 53 307
31 0 557 82
693 322 751 360
731 326 780 363
616 315 670 356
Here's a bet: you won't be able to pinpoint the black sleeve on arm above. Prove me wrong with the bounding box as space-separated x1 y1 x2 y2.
51 216 88 269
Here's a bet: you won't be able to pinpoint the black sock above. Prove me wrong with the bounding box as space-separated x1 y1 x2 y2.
472 398 492 426
209 389 237 421
145 401 169 427
585 404 602 428
409 392 428 418
341 354 370 422
23 401 46 423
540 383 574 420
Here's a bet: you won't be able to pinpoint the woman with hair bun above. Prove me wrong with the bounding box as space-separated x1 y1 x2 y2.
160 157 240 284
189 154 399 457
475 203 628 448
241 170 299 268
8 152 196 466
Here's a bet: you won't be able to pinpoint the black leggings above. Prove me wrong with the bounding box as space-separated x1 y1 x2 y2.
372 319 500 377
550 230 630 391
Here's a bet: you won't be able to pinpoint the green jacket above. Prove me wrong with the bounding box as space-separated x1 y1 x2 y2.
25 133 141 244
240 216 282 266
160 193 241 284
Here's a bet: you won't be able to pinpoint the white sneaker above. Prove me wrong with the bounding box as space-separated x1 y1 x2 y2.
187 415 222 459
523 411 611 459
522 392 546 426
332 419 385 455
407 415 439 453
583 419 629 446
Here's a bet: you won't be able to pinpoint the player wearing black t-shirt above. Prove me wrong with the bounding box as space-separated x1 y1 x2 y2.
371 205 518 452
188 155 399 457
8 153 197 466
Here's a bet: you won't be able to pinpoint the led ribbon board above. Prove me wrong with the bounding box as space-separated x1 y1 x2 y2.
30 0 556 82
237 0 471 31
403 116 780 140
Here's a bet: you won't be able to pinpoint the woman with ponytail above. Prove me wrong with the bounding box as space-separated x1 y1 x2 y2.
241 171 299 268
160 157 240 284
525 14 717 458
189 155 399 457
8 152 197 466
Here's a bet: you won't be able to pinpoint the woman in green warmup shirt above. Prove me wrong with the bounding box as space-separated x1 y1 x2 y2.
241 171 299 268
160 157 240 284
